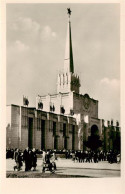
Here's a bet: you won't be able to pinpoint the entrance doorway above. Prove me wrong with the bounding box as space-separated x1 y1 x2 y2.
63 123 67 149
28 118 33 149
41 120 45 150
53 122 58 149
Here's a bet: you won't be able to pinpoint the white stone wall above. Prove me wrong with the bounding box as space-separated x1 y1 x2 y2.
36 92 73 115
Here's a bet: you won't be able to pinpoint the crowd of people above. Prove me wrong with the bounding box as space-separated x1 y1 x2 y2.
6 148 120 172
6 148 56 172
66 150 121 164
13 147 37 171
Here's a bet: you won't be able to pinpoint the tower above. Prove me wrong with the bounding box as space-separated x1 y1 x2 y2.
57 8 80 94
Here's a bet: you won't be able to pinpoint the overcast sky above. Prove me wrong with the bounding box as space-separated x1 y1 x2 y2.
6 3 120 122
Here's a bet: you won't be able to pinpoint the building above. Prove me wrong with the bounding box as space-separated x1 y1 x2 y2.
6 9 120 152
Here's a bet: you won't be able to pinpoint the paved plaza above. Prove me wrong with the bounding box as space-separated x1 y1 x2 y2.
6 158 120 178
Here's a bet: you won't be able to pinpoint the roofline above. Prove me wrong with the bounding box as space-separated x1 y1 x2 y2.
37 92 71 98
6 104 20 107
73 92 98 102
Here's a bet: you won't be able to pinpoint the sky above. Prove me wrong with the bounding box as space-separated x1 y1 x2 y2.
6 3 120 122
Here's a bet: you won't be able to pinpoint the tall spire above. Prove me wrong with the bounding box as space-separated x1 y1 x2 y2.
57 8 80 94
64 8 74 73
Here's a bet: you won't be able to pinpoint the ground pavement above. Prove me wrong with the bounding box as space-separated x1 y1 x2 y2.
6 158 120 178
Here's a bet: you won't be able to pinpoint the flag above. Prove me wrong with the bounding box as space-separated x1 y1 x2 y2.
107 120 110 127
70 109 74 116
23 96 29 106
60 106 65 114
53 105 55 112
111 119 113 126
38 102 43 109
50 103 55 112
50 105 53 112
116 120 119 127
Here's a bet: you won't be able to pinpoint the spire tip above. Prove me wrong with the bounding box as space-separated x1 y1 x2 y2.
67 8 72 18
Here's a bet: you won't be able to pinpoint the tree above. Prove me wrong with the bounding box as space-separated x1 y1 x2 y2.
113 133 121 153
84 134 102 151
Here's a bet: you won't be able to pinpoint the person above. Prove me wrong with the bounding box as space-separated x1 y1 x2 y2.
42 150 46 163
85 151 89 162
117 153 121 163
41 150 46 172
50 152 56 170
11 149 14 159
93 152 98 163
17 150 23 171
81 151 85 163
13 149 23 171
31 148 37 171
13 148 19 171
72 152 75 162
28 149 33 170
23 147 30 171
75 151 79 162
45 151 50 164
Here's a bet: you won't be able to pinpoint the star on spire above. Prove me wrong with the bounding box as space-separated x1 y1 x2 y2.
67 8 72 18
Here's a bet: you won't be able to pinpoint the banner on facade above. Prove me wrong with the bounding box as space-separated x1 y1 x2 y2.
23 96 29 106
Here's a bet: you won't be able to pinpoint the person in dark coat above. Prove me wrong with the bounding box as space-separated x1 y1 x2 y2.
94 152 98 163
45 151 51 164
31 148 37 171
11 149 14 159
81 151 85 163
17 151 23 171
23 147 30 171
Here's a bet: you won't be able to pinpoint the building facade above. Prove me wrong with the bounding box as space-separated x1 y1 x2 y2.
6 105 78 150
6 11 120 152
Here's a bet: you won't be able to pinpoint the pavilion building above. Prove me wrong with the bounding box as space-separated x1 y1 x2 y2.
6 10 120 152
